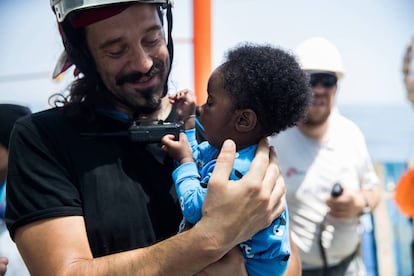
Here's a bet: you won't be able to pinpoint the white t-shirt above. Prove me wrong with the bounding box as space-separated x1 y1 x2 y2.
270 110 378 268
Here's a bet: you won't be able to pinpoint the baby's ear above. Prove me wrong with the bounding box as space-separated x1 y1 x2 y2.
235 109 257 133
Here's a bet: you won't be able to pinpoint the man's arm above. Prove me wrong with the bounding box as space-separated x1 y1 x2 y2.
0 257 8 276
14 139 286 276
195 247 247 276
283 233 302 276
15 216 231 276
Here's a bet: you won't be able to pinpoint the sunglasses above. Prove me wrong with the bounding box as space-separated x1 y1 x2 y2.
309 73 338 88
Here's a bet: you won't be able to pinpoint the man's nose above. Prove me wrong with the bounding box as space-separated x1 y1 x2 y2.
127 45 153 73
312 84 329 94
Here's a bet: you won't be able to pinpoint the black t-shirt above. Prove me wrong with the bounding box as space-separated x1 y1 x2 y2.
6 107 182 257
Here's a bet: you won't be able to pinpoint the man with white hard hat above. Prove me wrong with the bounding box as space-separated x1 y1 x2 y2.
271 37 381 276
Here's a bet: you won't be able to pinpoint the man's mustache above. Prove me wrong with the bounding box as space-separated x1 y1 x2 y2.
115 62 164 86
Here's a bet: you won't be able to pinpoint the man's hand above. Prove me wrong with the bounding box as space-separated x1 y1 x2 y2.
327 186 380 219
198 138 286 252
0 257 8 276
326 188 365 218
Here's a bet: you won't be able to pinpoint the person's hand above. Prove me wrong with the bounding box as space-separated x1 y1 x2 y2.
198 138 286 251
195 247 247 276
402 38 414 104
0 257 8 276
161 133 193 164
168 89 196 120
326 188 365 218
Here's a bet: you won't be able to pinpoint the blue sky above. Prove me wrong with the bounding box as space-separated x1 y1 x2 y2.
1 0 414 112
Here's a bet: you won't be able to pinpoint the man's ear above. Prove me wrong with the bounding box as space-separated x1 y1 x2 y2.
235 109 257 133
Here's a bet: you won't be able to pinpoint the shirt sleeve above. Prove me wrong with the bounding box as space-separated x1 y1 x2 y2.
6 119 82 239
172 162 206 224
358 138 379 189
184 128 201 161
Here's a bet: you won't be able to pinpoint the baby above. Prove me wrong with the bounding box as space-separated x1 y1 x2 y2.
162 43 310 275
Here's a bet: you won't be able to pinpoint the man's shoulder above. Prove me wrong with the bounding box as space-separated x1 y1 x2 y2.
14 107 64 131
331 111 364 137
271 127 300 146
12 107 88 147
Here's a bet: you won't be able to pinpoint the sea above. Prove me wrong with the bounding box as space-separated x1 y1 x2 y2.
337 103 414 163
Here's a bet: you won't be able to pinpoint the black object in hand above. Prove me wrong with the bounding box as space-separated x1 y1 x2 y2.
128 122 181 143
331 183 343 198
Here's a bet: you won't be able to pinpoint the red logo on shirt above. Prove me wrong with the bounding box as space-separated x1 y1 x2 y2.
286 167 298 178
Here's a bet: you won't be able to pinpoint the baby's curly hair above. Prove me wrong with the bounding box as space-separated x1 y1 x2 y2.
220 43 310 137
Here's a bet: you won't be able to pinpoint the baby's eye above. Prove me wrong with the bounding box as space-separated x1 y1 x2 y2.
206 96 213 106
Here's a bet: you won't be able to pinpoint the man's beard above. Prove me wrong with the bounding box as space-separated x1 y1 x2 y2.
132 89 162 115
114 60 167 114
301 108 330 127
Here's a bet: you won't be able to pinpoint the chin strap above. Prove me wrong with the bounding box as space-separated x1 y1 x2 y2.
163 2 174 97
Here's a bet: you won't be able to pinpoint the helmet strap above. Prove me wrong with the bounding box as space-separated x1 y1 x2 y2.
163 3 174 97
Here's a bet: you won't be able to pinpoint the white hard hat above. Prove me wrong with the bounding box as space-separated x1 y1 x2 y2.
50 0 172 23
295 37 345 79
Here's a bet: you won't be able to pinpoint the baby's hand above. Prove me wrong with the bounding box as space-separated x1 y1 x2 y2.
161 133 194 164
169 89 196 120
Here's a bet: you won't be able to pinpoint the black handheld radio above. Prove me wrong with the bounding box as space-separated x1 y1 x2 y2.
319 183 343 275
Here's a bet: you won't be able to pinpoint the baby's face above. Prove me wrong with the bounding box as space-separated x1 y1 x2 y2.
198 69 237 148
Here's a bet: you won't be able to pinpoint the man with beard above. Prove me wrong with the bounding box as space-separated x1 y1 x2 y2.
5 1 295 275
270 37 381 276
